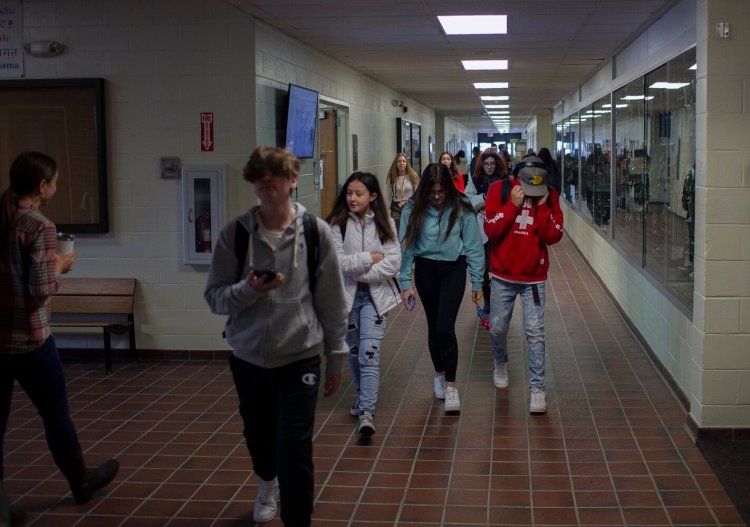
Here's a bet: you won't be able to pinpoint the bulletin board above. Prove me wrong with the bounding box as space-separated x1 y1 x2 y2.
0 78 108 233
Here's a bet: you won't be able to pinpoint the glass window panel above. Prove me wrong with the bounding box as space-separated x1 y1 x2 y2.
561 114 579 205
582 95 612 230
613 77 647 266
644 47 696 307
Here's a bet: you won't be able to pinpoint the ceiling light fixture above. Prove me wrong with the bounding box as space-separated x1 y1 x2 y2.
462 60 508 70
649 82 690 89
437 15 507 35
474 82 509 89
481 95 509 101
689 63 697 70
484 104 509 109
621 95 654 100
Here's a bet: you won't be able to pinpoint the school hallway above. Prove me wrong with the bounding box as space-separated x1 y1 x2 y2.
3 237 745 526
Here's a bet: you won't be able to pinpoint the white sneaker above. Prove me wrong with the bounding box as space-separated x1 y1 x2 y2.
253 478 279 523
493 362 509 389
350 394 360 417
444 387 461 413
529 388 547 415
433 375 446 400
358 410 376 437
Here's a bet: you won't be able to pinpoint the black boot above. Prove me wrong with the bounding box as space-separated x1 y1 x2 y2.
61 452 119 505
9 507 26 526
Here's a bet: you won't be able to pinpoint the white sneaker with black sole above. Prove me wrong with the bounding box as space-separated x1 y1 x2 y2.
444 386 461 413
493 361 509 389
529 387 547 414
358 410 375 437
350 394 360 417
253 477 279 523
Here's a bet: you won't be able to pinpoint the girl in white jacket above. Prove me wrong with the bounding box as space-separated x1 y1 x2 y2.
326 172 402 437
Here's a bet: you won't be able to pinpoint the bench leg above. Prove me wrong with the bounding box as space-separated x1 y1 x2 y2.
128 327 136 362
103 327 113 374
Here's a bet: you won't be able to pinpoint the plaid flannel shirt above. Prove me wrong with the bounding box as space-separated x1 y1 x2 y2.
0 205 58 353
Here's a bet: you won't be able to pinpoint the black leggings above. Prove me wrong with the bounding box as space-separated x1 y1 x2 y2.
414 256 467 383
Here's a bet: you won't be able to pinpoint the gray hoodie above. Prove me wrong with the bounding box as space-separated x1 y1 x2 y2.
204 203 348 375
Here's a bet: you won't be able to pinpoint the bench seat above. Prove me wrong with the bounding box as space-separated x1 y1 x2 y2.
50 278 136 374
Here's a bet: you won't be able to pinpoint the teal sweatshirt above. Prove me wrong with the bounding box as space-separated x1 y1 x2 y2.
398 201 484 291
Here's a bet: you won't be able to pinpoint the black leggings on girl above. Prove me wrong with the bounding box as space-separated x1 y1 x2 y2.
414 256 467 383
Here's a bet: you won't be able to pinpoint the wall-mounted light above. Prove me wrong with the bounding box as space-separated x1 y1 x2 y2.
25 41 65 58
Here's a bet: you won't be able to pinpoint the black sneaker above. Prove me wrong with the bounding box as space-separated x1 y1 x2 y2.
358 411 375 437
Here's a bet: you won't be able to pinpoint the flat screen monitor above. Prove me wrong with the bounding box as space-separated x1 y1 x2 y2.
285 84 318 158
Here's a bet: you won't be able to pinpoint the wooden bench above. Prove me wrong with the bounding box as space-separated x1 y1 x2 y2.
50 278 136 374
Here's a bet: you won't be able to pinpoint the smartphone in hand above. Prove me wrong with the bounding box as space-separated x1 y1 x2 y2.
253 270 276 283
407 296 416 311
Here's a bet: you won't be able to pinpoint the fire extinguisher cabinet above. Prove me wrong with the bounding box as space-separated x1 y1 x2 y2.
181 165 227 265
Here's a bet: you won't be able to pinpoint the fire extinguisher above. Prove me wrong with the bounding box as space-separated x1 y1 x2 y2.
196 213 212 252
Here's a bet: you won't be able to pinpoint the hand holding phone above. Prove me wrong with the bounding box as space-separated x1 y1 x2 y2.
252 269 276 283
407 296 415 311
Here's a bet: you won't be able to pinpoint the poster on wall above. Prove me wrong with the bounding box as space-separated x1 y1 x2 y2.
0 0 23 78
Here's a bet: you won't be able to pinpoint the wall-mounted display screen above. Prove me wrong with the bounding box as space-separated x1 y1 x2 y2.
285 84 318 158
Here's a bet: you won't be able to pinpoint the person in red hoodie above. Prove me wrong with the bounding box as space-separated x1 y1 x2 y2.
483 156 563 414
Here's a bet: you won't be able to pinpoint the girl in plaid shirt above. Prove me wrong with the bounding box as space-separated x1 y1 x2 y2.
0 152 119 523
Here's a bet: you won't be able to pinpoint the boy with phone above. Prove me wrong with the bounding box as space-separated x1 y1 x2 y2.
204 146 348 525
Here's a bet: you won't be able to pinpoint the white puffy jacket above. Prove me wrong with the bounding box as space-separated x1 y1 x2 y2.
331 212 402 316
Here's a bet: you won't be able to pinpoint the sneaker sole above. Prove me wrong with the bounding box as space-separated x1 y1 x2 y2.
493 378 508 389
358 425 375 437
530 407 547 415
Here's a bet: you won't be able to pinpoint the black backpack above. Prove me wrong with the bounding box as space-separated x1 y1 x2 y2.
233 212 320 294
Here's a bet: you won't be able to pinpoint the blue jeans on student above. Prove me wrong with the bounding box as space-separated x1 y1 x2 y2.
230 353 320 527
489 278 547 390
347 284 386 415
0 336 82 477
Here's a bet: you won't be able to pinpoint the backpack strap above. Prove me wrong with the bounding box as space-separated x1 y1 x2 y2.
302 212 319 295
234 221 249 282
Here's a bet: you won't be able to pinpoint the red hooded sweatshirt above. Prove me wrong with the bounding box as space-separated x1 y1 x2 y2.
483 178 564 284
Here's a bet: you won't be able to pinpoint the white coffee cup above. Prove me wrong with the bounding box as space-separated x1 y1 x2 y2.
56 233 75 254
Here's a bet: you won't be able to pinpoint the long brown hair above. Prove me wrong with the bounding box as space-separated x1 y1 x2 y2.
438 151 459 179
385 153 419 188
1 151 57 249
401 163 473 250
326 172 395 243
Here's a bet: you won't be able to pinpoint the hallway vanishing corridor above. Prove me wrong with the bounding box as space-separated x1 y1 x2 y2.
3 237 744 526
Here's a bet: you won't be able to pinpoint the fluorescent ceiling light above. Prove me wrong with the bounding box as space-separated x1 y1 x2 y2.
462 60 508 70
437 15 507 35
649 82 690 89
602 103 628 108
621 95 654 100
474 82 508 89
480 95 509 101
689 63 697 70
487 110 509 114
484 104 509 109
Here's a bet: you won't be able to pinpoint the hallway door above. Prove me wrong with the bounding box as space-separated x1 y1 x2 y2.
319 109 338 218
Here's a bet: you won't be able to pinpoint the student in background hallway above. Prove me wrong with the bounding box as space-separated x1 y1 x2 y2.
439 151 465 193
465 149 509 313
484 156 563 414
385 153 420 231
454 150 469 176
204 146 348 526
0 152 119 522
399 163 484 414
326 172 401 438
468 146 481 181
537 147 561 195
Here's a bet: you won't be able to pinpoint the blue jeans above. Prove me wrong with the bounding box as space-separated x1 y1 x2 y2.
230 354 320 527
489 278 546 390
347 284 386 415
0 336 81 478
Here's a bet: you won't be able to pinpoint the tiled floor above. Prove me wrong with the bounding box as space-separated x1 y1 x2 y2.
4 237 745 526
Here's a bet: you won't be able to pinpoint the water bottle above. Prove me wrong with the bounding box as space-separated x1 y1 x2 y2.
476 307 491 332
